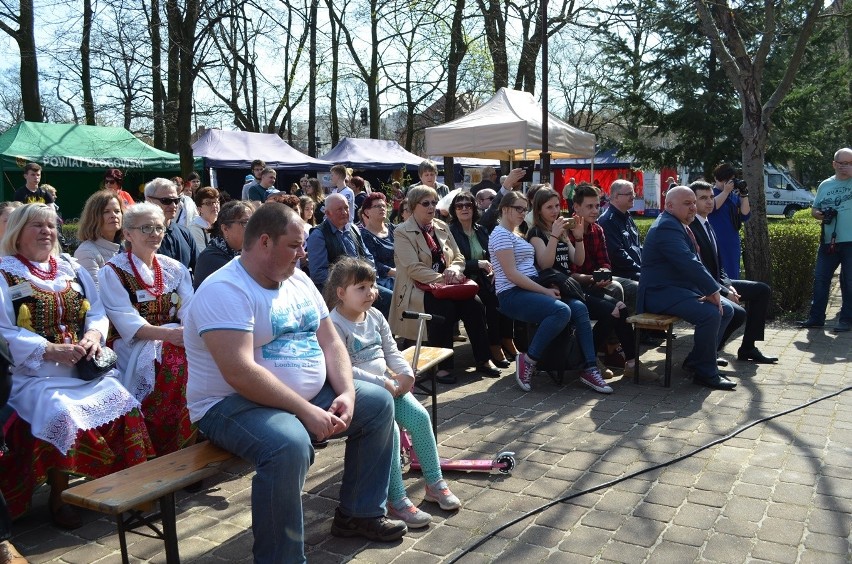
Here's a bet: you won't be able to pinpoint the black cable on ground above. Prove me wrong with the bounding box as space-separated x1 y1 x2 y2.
448 384 852 563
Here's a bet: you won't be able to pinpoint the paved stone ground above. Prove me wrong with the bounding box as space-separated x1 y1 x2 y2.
9 283 852 563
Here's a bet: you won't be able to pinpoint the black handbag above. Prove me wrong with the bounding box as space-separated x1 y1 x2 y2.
534 268 586 303
76 346 118 381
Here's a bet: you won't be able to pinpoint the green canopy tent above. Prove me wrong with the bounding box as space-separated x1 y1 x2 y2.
0 122 200 218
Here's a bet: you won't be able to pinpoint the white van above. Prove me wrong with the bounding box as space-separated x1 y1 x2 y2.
764 164 814 218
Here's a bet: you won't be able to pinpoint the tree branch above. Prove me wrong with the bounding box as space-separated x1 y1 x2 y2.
694 0 744 90
763 0 825 121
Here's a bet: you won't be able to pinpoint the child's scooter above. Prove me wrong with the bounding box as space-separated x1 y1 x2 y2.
400 311 516 475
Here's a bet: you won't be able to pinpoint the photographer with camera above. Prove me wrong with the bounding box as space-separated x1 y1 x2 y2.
799 147 852 332
710 163 751 279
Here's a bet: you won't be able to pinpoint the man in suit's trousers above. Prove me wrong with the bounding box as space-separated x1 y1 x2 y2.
638 186 736 390
688 181 778 364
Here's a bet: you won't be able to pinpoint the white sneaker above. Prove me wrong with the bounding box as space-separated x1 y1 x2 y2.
387 497 432 528
424 480 461 511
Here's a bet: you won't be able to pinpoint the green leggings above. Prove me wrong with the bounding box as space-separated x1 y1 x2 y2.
388 392 443 502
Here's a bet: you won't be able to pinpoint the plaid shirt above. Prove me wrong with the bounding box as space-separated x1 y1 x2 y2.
568 222 611 274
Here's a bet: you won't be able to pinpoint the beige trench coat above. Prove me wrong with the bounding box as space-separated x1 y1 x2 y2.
389 216 466 341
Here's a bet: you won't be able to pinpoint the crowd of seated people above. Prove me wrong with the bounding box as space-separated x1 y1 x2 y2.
0 160 780 562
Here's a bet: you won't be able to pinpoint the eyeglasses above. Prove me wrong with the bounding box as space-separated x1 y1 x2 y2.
616 192 635 198
369 204 387 210
454 202 474 210
509 205 529 214
202 200 220 207
150 196 181 206
228 219 250 227
130 224 165 235
419 200 439 208
104 179 117 185
834 161 852 166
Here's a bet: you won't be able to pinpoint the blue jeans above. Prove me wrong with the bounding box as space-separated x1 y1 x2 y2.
807 242 852 324
196 381 395 564
497 287 596 367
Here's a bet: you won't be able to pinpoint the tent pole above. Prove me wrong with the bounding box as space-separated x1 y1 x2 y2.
590 151 595 188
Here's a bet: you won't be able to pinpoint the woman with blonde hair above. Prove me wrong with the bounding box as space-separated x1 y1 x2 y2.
74 190 124 287
0 204 152 528
391 186 500 384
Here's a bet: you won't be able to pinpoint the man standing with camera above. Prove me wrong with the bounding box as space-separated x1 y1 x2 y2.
709 163 751 279
799 147 852 332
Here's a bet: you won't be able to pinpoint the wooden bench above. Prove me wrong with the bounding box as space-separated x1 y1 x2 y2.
61 441 235 564
626 313 681 387
401 346 453 438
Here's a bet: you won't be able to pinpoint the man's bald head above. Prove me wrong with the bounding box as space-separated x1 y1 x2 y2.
665 186 698 225
833 148 852 180
324 193 350 229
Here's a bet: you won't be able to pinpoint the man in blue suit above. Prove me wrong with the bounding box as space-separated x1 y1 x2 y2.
638 186 736 390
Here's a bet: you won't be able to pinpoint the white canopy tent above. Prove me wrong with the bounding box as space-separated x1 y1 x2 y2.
424 88 596 161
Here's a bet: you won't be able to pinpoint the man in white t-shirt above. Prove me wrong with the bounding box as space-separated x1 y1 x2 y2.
185 202 405 562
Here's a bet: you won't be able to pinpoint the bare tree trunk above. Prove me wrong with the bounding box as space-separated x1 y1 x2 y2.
168 0 200 176
368 0 380 138
477 0 508 90
327 0 340 146
148 0 165 148
0 0 43 121
740 124 770 283
80 0 95 125
308 0 318 155
445 0 467 122
165 0 181 153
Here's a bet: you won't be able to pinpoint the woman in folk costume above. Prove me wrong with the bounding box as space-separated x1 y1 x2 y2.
100 202 196 455
0 203 153 529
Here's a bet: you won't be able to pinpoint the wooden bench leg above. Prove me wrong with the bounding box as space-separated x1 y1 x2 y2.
664 325 674 388
160 493 180 564
633 326 641 385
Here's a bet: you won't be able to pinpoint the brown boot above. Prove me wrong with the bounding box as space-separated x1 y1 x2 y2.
0 540 29 564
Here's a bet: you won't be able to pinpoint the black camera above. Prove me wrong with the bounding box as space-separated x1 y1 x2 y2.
732 178 749 197
821 207 837 224
592 269 612 283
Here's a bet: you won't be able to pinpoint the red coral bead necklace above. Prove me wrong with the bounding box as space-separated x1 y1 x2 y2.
15 254 58 281
127 250 164 297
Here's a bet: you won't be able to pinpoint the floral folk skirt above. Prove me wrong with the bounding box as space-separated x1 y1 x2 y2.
0 408 154 519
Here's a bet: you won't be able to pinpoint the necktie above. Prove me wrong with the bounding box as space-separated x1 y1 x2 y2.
685 226 700 255
704 220 717 254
